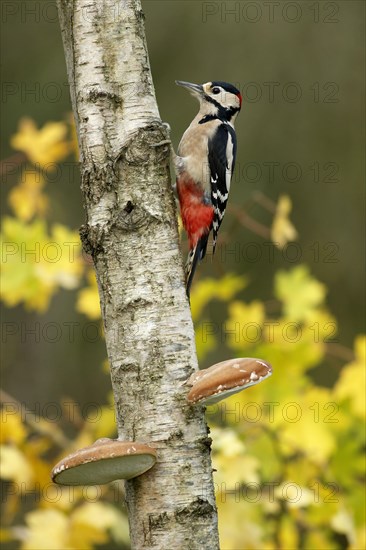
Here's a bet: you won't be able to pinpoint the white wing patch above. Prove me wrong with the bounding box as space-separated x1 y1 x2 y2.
211 177 228 202
225 133 234 193
217 189 229 202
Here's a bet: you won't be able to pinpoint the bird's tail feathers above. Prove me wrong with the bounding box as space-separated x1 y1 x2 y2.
185 235 208 298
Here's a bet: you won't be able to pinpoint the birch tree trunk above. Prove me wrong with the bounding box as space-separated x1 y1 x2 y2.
57 1 219 548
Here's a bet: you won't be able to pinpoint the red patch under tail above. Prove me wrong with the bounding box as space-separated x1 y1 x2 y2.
176 176 214 249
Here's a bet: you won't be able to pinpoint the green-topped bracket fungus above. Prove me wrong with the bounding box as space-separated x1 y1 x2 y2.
51 438 157 486
186 357 273 406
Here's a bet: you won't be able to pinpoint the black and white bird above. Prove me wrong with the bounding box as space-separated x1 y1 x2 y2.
175 80 242 296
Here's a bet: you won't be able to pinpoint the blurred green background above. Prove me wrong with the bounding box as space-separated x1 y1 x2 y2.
1 1 365 549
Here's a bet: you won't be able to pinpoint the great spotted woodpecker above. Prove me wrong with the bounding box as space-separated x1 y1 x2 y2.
175 80 241 296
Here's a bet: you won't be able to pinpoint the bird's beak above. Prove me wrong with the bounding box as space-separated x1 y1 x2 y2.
175 80 204 98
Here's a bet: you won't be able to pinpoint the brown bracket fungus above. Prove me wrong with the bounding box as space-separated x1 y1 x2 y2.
51 438 157 486
186 357 273 406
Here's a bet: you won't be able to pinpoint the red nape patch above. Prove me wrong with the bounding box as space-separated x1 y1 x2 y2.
177 177 214 248
237 93 242 107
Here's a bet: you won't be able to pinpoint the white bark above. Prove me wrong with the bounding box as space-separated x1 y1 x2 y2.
57 1 219 548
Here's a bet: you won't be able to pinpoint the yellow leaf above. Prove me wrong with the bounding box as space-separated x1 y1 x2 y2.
225 300 265 350
256 315 326 374
280 387 336 464
0 412 27 444
1 218 83 312
0 445 33 484
271 194 298 249
211 427 246 457
285 457 319 488
305 530 336 549
275 482 314 508
72 426 96 451
275 265 326 322
350 526 366 550
190 273 247 321
21 509 70 550
42 485 84 513
11 118 71 168
68 523 107 550
70 502 130 547
37 224 83 290
354 334 366 363
304 309 338 345
211 428 259 491
102 359 110 374
216 497 264 550
71 501 126 531
331 507 357 546
334 335 366 419
25 442 58 494
92 404 117 440
214 454 260 489
195 319 217 360
278 515 299 548
8 171 48 222
0 528 15 543
76 270 101 319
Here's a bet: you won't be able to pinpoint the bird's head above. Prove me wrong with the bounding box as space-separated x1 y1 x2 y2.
176 80 242 122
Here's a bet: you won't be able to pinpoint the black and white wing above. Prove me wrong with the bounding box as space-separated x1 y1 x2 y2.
208 123 237 253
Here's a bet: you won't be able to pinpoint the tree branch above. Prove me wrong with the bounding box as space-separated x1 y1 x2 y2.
57 0 219 548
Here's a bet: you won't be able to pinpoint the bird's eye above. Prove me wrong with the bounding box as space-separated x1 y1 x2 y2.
212 87 221 94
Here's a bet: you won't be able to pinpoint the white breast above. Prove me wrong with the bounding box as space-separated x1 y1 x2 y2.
176 116 221 192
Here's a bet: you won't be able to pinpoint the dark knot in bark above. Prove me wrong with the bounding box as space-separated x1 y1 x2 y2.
116 201 149 231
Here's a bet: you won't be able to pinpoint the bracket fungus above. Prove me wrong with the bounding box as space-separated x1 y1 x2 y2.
186 357 272 406
51 438 157 486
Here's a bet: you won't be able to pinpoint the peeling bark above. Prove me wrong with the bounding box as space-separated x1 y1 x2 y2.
57 1 219 548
